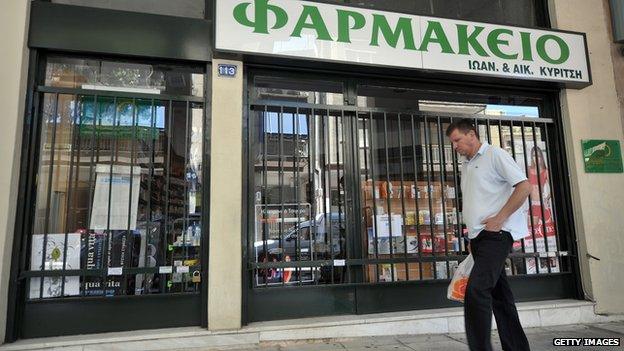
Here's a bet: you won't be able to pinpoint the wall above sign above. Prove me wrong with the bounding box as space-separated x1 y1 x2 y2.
215 0 591 88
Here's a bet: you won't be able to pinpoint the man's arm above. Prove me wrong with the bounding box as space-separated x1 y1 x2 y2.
481 180 531 232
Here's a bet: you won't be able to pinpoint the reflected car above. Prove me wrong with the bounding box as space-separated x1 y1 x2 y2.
254 212 346 262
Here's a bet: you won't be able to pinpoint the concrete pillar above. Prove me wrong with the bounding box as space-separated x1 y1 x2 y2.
0 0 30 343
207 60 244 330
551 0 624 314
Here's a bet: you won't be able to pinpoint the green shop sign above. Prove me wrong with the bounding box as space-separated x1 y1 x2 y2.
582 140 623 173
215 0 590 88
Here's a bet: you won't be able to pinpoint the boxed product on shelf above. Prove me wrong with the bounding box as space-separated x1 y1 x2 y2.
446 211 458 225
434 260 460 279
420 234 447 254
367 235 420 255
445 185 456 199
378 264 394 282
366 262 434 282
406 236 419 253
392 236 405 254
418 210 431 225
367 235 391 255
396 262 432 281
81 230 129 296
405 211 416 225
434 212 444 225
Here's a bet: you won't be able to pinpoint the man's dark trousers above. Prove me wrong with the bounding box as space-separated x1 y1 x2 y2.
465 230 530 351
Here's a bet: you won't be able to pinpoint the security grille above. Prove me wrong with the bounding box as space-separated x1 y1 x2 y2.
24 89 204 299
248 101 570 288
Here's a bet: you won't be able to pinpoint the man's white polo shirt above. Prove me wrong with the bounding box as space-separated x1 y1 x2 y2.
461 143 529 241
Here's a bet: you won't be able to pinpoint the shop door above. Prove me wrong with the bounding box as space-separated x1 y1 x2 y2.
10 55 208 339
244 71 579 323
246 104 360 320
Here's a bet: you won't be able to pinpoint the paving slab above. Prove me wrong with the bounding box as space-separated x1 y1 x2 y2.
402 339 467 351
341 346 412 351
524 323 594 334
336 336 402 348
274 341 346 351
11 322 624 351
223 323 624 351
393 334 456 344
591 322 624 335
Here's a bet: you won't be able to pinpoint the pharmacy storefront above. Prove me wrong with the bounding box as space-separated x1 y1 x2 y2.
7 0 590 341
224 0 589 322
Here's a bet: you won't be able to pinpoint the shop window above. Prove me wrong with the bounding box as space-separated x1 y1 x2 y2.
28 57 205 299
51 0 205 19
358 86 561 278
249 75 565 289
357 114 560 280
251 103 348 286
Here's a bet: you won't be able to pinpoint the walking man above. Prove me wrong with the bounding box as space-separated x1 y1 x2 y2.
446 118 531 351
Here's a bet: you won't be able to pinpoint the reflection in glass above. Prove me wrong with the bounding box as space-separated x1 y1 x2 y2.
248 81 562 289
356 91 559 280
253 76 343 105
252 107 347 286
45 56 204 97
29 94 204 299
358 85 542 119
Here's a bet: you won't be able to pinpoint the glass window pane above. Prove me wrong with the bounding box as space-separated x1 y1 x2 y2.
253 76 344 105
30 93 81 299
251 106 347 286
45 56 204 98
358 85 543 119
30 58 205 299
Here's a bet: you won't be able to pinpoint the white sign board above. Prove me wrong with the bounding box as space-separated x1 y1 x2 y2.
216 0 590 87
90 164 141 231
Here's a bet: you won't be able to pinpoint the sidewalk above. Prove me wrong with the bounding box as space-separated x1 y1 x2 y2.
224 322 624 351
2 301 621 351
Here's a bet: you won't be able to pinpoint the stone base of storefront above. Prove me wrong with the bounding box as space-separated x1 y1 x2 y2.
1 300 622 350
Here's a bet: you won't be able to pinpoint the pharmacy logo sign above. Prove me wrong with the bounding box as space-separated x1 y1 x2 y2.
216 0 590 87
582 140 623 173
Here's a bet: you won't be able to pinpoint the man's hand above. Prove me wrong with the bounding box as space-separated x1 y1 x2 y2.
481 215 504 232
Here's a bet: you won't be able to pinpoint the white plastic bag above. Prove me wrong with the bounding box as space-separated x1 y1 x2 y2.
447 254 474 303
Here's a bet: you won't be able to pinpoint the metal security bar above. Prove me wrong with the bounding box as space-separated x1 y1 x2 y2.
24 89 204 299
249 101 571 288
251 104 349 286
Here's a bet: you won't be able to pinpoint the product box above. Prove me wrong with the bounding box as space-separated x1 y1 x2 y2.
82 230 129 296
29 233 81 299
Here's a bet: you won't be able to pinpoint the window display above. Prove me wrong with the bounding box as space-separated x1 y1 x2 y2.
27 58 204 299
513 138 560 274
359 115 463 282
29 233 81 298
249 75 566 293
251 103 348 286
